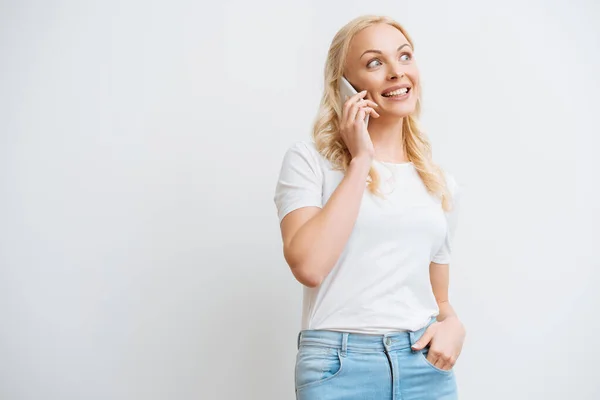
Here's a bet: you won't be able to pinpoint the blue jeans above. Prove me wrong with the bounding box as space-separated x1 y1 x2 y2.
295 317 458 399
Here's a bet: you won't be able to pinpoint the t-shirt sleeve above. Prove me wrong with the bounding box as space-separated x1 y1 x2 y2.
273 142 324 223
431 172 461 264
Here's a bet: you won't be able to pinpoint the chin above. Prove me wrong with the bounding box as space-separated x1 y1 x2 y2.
387 103 417 118
377 93 418 119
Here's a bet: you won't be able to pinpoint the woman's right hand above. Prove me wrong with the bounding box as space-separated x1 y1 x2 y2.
340 90 379 161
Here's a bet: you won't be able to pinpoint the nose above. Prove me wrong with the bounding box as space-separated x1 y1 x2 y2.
387 70 405 81
387 62 406 80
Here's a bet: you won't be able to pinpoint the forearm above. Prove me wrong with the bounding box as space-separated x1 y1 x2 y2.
289 156 372 286
429 261 459 322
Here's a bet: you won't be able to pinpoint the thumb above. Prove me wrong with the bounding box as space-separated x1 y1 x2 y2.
412 327 435 350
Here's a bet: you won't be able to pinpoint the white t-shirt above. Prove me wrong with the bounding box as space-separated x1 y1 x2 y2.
273 141 461 334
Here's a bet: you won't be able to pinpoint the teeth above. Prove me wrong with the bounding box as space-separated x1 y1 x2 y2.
383 88 409 97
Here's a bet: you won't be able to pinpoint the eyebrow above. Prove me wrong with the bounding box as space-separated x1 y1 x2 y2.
360 44 412 59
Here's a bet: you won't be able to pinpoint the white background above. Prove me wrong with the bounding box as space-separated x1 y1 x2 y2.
1 0 599 399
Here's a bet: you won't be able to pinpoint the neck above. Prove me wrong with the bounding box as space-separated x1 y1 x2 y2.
367 115 408 163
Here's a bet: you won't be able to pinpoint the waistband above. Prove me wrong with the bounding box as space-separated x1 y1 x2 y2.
297 316 437 353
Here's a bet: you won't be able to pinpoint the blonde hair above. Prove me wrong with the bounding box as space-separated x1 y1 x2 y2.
311 15 454 212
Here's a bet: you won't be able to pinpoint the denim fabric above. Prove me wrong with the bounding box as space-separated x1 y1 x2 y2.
295 317 458 399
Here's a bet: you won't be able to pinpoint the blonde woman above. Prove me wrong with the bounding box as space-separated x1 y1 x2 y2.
274 15 465 400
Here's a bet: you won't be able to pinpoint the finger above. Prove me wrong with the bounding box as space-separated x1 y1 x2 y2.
356 96 378 106
346 101 361 125
343 94 358 114
362 94 379 109
344 91 367 111
358 106 379 120
426 351 439 366
429 351 447 370
350 89 368 102
357 99 379 111
346 96 377 124
434 359 447 370
437 354 454 371
344 95 364 119
412 327 435 350
345 96 370 110
441 360 453 371
355 108 367 125
345 96 375 115
343 96 353 116
361 106 380 118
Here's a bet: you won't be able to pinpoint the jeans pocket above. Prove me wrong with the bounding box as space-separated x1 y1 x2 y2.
418 345 454 375
295 345 344 391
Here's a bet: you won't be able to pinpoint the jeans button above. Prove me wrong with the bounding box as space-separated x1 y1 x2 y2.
385 338 392 346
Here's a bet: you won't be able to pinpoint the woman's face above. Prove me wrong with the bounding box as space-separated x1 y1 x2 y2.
344 23 419 118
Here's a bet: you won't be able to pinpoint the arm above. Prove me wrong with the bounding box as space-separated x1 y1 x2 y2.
410 173 465 369
411 261 466 370
429 171 462 321
280 156 372 288
429 261 458 321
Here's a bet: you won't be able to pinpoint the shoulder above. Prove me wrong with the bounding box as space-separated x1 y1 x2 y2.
282 140 325 168
444 170 459 196
441 168 461 202
285 140 319 156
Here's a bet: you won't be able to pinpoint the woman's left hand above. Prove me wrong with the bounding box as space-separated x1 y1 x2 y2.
411 316 466 371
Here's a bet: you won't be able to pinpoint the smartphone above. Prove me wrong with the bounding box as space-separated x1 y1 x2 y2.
339 76 369 126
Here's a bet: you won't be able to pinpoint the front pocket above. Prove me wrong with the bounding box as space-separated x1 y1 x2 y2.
418 346 454 375
295 345 343 391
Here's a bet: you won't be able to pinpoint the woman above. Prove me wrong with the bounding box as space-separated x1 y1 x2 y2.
273 15 466 400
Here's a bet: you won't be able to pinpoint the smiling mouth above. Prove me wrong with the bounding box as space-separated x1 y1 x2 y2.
382 87 411 97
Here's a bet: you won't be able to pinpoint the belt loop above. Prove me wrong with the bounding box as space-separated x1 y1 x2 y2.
297 331 302 350
341 333 349 357
409 330 417 353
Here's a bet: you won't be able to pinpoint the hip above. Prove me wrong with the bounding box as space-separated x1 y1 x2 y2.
294 316 458 399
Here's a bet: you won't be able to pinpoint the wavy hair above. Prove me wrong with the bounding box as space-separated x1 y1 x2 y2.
311 15 454 212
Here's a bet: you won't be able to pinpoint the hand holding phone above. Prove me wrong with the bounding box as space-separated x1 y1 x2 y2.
339 76 371 126
338 76 379 161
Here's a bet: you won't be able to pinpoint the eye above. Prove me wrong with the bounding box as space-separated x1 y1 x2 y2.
367 59 382 68
400 53 412 62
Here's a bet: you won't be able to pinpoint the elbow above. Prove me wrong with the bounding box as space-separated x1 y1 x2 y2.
284 245 323 288
287 256 323 288
292 267 323 288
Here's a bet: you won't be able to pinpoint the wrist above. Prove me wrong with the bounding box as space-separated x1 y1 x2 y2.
350 155 373 171
436 301 457 322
